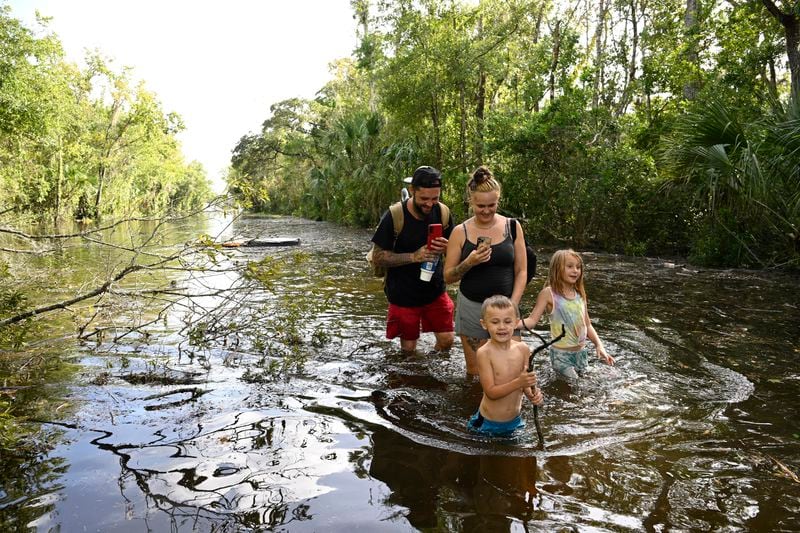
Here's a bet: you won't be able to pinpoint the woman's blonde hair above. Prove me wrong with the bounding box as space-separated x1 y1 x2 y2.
467 166 501 195
547 249 587 302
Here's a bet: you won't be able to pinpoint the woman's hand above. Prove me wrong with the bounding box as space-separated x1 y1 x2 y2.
468 244 491 266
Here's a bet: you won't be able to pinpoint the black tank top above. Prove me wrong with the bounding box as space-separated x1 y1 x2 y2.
459 221 515 302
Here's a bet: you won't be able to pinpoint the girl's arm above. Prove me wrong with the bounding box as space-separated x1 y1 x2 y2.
509 218 527 306
518 287 551 331
585 307 614 365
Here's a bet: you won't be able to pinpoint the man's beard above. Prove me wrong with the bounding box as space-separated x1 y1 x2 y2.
413 198 431 214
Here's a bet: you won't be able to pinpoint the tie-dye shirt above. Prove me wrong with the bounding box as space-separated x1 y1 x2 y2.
549 288 587 349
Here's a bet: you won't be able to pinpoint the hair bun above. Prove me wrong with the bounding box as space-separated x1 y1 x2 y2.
469 165 494 190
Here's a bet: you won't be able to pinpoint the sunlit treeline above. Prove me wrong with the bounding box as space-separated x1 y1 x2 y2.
228 0 798 268
0 6 212 222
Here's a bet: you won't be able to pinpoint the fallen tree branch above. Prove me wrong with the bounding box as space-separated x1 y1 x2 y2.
0 263 148 328
0 246 57 255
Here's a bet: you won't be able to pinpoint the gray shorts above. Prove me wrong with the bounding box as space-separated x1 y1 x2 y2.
454 291 521 339
454 291 489 339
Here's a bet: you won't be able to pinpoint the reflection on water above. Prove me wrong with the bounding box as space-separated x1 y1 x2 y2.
2 214 799 531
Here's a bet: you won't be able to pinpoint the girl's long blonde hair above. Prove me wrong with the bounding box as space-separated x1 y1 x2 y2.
547 249 587 302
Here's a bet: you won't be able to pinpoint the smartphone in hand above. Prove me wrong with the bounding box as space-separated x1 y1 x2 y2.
476 236 492 251
427 224 443 249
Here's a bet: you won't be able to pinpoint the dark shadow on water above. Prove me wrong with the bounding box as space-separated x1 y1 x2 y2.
368 425 543 530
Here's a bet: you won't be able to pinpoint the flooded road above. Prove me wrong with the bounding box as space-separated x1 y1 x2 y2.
2 213 799 531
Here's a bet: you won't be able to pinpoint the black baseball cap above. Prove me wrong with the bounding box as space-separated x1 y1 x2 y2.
411 166 442 188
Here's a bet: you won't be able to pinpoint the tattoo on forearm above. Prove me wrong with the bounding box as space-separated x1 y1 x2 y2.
374 249 414 267
452 260 471 280
466 336 481 352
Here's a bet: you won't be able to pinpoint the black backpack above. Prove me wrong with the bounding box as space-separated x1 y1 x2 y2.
509 219 537 284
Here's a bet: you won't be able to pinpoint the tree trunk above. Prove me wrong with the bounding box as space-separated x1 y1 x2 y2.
683 0 699 101
430 97 442 168
353 0 377 112
616 0 640 116
550 20 562 103
94 100 122 219
785 15 800 103
474 70 486 166
533 10 542 112
55 135 63 224
94 162 106 218
459 81 467 170
593 0 606 110
762 0 800 103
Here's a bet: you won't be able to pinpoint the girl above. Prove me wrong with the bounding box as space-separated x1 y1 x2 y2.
444 166 527 375
519 249 614 380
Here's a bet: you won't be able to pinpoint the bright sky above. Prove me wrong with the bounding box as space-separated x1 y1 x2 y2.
7 0 358 191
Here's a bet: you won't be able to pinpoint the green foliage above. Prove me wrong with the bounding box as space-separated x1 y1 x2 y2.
180 251 334 383
0 260 33 348
662 97 800 267
242 256 283 290
0 9 212 220
225 0 799 269
0 399 24 450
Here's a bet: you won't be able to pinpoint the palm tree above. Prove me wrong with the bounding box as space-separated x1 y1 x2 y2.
662 98 800 267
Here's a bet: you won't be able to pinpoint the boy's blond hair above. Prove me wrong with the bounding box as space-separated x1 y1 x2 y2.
547 249 587 302
480 294 519 319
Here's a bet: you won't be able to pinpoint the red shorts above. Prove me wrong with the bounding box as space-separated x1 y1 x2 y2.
386 292 454 340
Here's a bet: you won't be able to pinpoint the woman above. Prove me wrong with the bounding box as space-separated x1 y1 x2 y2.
444 166 527 374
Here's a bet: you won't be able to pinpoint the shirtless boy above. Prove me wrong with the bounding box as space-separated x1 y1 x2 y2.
467 295 543 436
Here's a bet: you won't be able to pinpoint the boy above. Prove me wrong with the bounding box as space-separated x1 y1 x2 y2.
467 295 543 436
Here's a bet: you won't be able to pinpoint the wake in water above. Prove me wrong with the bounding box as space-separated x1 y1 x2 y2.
322 319 755 459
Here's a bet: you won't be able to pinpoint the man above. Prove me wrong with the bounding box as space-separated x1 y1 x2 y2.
371 166 455 354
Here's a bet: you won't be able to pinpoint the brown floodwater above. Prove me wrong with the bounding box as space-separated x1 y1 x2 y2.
1 213 799 531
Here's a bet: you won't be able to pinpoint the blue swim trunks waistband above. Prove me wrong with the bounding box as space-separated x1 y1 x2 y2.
467 411 524 437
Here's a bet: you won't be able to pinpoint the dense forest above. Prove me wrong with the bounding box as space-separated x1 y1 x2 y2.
0 6 212 222
227 0 800 269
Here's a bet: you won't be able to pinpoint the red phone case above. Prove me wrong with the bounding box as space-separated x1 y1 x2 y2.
427 224 443 249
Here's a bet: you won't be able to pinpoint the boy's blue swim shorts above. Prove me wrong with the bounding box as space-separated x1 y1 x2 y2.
467 411 524 437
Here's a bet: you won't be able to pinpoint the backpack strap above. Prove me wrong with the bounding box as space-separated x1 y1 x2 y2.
389 202 404 238
439 202 451 229
509 218 517 241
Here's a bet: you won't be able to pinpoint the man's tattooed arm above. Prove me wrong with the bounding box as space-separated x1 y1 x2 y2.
373 246 418 268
